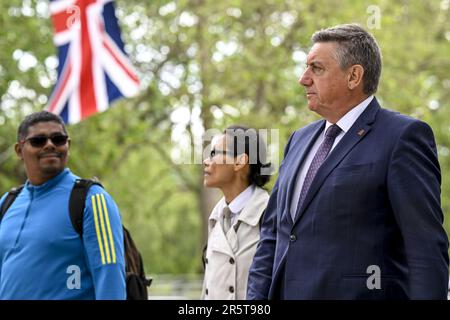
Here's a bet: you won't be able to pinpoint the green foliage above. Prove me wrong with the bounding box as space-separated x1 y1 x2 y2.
1 0 449 274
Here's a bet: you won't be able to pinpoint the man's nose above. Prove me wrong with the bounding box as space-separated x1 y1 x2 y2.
299 69 312 87
42 138 56 149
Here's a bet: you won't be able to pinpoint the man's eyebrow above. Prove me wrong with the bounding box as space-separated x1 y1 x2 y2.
30 131 65 136
307 60 325 67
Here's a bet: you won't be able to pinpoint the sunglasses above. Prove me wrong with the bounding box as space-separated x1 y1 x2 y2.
20 134 69 148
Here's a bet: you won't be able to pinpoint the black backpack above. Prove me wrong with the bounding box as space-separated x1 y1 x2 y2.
0 179 152 300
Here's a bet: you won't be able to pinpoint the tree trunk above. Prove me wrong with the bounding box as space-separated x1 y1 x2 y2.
194 0 219 268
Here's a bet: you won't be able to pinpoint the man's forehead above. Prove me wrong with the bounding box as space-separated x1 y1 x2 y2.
306 42 337 63
27 121 65 134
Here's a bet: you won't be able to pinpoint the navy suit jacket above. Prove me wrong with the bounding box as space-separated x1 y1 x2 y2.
247 98 449 299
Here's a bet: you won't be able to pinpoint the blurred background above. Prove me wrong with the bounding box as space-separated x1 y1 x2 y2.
0 0 449 299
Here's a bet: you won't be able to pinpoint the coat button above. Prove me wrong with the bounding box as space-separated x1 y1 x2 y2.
229 286 234 293
205 288 208 295
229 258 235 264
289 234 297 242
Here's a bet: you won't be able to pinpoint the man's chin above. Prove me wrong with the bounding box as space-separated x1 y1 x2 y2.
41 166 65 176
307 103 318 112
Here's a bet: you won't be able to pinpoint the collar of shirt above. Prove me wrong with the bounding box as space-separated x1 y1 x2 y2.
209 185 262 229
227 184 255 216
324 95 374 135
25 168 70 193
219 184 255 223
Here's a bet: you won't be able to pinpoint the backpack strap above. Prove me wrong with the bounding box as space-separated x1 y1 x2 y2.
69 178 103 236
0 185 24 223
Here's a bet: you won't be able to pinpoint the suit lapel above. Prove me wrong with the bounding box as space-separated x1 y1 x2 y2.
293 98 381 225
282 121 325 224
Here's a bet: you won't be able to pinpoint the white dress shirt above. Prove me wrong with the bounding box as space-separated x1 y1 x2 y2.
220 184 255 226
290 95 374 219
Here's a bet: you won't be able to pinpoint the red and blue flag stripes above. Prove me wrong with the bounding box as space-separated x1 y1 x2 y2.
47 0 140 124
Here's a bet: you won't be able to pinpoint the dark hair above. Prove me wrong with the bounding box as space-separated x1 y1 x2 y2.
17 111 68 141
312 23 382 95
223 125 271 188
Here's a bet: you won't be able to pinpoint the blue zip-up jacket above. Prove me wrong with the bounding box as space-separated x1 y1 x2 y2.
0 168 125 299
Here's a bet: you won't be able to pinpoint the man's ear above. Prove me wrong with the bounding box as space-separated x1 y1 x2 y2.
14 143 23 160
234 153 249 171
347 65 364 90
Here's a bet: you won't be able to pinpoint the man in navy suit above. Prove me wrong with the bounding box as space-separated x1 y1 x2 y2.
247 24 449 300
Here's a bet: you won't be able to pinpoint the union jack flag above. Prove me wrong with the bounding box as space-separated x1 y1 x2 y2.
46 0 140 124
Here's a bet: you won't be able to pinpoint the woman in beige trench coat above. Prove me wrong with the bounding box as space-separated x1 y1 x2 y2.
201 125 271 299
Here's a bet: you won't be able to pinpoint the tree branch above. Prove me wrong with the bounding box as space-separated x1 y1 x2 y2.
149 140 200 194
0 145 14 166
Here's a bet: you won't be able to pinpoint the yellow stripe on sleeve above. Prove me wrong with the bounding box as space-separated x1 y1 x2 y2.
100 194 116 263
91 195 106 265
96 194 111 264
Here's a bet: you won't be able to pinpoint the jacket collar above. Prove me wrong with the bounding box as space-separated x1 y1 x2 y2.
25 168 70 193
209 186 269 227
237 187 269 226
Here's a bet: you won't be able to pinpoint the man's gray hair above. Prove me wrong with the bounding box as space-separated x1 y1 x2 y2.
312 23 382 95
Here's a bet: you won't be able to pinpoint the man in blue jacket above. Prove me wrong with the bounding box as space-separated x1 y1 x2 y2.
247 24 449 299
0 111 125 299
